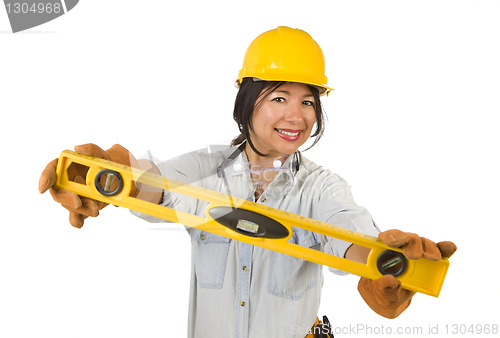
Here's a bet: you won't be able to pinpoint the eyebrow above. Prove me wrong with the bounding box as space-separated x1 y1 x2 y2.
273 90 314 98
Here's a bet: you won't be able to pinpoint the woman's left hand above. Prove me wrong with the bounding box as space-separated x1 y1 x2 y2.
358 229 457 318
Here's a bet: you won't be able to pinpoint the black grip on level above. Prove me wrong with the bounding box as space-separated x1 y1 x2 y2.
209 206 289 239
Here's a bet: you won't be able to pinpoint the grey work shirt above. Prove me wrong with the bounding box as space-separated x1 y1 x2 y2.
131 145 379 338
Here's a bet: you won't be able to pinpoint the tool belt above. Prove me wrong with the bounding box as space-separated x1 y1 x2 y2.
305 316 333 338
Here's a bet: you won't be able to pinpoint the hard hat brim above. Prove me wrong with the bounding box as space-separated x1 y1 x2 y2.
236 76 334 96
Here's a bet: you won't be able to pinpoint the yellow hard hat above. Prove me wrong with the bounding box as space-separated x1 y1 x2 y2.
237 26 334 95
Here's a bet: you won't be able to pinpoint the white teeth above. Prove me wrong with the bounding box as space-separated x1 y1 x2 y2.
276 129 300 136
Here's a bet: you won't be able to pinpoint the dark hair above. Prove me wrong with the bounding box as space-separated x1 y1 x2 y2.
231 78 326 156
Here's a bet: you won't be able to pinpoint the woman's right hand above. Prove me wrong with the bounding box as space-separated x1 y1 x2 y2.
357 230 457 318
39 143 136 228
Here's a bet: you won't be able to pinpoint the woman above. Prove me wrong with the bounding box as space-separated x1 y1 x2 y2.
39 27 456 338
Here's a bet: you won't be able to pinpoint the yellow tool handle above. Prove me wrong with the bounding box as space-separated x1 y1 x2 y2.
54 150 449 297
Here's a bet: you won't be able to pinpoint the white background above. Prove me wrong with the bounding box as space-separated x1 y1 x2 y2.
1 0 499 337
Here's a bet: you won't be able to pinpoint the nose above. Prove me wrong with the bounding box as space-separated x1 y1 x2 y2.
284 101 303 122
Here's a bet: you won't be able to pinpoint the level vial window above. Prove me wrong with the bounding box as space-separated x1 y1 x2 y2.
381 256 403 271
376 250 407 277
236 219 259 234
95 169 123 197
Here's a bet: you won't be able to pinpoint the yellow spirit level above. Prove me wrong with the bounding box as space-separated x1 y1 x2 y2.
54 150 450 297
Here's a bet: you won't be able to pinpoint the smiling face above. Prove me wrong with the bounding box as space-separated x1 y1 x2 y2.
246 82 317 161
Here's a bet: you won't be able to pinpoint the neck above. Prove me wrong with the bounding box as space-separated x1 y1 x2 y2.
244 143 287 168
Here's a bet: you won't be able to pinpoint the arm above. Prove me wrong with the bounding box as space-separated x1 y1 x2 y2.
134 159 163 204
312 170 457 317
344 244 370 263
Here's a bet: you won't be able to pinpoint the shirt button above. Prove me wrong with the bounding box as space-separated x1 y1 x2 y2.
261 197 267 202
242 266 248 271
240 301 245 307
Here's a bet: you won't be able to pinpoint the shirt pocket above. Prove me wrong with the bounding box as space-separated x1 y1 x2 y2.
192 230 231 289
268 229 321 300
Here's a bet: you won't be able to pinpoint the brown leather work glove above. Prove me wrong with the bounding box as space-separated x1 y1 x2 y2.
358 229 457 319
39 143 137 228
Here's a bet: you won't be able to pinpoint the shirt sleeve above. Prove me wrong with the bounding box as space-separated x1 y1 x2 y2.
129 151 202 223
315 173 380 275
